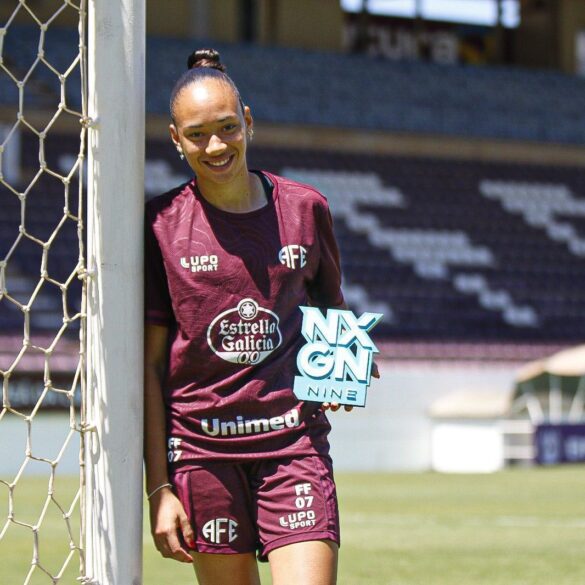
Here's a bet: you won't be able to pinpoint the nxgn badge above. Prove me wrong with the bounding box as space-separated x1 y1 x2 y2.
293 307 382 407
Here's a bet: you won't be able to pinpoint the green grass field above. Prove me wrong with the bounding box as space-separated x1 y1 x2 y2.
2 468 584 584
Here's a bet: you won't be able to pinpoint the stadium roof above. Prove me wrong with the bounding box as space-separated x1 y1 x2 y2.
341 0 520 28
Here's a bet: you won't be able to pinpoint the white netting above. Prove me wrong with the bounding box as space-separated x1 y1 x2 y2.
0 1 88 583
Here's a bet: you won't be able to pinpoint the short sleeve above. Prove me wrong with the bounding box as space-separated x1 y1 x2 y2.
144 207 174 326
307 198 344 308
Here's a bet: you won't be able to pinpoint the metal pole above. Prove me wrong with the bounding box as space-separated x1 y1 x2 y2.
549 374 563 423
353 0 370 53
85 0 145 582
494 0 504 63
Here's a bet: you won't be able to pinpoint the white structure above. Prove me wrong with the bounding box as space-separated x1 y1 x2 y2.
429 390 511 473
328 359 519 472
84 0 145 583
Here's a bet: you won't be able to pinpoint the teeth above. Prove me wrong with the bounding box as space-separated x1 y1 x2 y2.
208 157 230 167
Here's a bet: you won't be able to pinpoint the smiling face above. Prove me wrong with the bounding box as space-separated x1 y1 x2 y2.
170 78 253 189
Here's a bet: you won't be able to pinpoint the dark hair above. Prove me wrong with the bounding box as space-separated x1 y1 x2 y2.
170 48 245 120
187 48 226 72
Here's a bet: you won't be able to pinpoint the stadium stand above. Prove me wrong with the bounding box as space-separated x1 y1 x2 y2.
243 146 585 342
3 26 585 144
3 134 585 344
2 27 585 347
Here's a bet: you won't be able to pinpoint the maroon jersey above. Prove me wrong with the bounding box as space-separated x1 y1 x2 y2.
145 171 344 464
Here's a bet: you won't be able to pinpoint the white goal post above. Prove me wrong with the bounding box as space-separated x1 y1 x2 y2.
85 0 145 583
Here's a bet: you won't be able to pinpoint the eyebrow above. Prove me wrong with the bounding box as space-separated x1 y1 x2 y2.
185 116 237 129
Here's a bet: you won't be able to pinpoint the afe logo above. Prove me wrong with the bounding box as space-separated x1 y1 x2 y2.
279 245 307 270
202 518 238 544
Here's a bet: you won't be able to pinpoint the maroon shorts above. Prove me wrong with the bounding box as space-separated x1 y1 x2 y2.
171 455 340 560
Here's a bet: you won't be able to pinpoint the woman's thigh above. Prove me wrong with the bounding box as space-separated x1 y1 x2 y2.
267 539 338 585
192 551 261 585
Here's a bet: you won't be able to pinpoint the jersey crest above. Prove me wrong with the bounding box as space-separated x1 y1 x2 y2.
207 298 283 365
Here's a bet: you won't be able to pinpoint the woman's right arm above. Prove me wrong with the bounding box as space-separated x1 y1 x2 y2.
144 323 195 563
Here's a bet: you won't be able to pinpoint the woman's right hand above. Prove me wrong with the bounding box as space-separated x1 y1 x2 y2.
149 487 195 563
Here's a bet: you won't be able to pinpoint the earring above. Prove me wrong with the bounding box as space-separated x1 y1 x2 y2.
247 128 254 142
177 149 185 160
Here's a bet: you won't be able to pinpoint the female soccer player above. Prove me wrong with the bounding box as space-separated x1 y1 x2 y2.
144 48 376 585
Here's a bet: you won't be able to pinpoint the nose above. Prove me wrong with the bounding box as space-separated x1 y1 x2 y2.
206 134 226 156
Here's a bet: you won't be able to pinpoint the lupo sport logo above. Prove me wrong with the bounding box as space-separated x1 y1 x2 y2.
207 298 282 365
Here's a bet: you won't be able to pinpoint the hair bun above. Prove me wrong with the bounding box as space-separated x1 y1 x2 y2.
187 48 226 72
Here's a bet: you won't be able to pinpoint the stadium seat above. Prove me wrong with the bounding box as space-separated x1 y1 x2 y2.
4 25 585 145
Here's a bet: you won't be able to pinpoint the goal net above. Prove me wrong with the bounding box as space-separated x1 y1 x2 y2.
0 0 89 582
0 1 144 583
